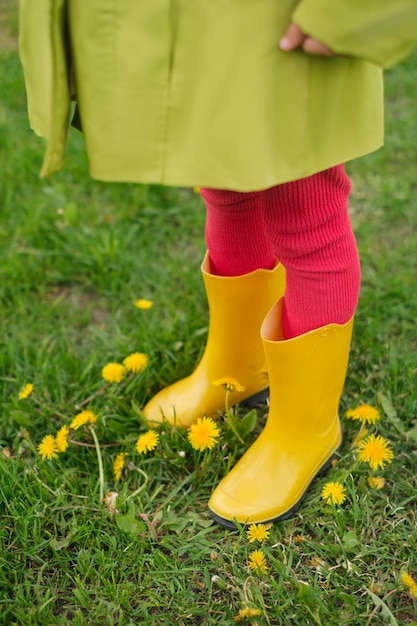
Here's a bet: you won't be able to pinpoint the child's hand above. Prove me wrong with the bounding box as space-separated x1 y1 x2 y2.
279 22 334 57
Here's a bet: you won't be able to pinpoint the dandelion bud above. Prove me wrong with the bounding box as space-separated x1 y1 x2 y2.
211 575 226 590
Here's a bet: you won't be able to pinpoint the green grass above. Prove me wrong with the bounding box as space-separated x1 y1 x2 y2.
1 3 417 624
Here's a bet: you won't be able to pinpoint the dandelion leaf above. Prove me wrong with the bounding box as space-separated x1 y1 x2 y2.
105 419 126 434
377 392 403 430
10 410 31 427
366 589 398 626
342 530 360 552
239 409 258 439
161 509 189 533
296 583 316 609
130 401 149 427
116 513 146 540
405 420 417 442
336 591 356 610
49 537 71 551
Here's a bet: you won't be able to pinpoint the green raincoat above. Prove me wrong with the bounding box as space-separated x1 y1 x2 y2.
19 0 417 191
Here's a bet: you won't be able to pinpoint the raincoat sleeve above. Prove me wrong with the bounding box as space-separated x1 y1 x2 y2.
292 0 417 68
19 0 71 176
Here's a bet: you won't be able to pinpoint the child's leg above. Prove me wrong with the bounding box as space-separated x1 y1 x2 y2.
260 165 360 338
208 166 359 527
143 187 285 427
201 187 276 276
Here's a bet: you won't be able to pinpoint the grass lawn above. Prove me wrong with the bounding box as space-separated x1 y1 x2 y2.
1 2 417 624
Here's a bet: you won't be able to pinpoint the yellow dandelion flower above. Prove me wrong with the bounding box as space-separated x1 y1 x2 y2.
113 452 128 481
193 187 200 194
367 476 385 490
134 298 153 310
70 410 98 430
122 352 149 374
18 383 34 400
346 404 381 425
321 481 347 505
101 362 126 383
357 434 394 471
247 549 268 575
212 376 245 392
37 434 59 461
246 523 271 543
187 416 220 451
400 572 416 588
135 430 159 454
55 425 70 452
234 606 261 622
400 572 417 598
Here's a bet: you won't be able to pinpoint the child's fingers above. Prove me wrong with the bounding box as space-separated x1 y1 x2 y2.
279 22 306 51
302 37 334 57
279 21 335 57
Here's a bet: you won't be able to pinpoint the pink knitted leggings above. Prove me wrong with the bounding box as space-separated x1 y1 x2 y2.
201 165 360 338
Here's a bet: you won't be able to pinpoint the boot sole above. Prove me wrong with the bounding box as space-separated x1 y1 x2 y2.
240 387 269 408
208 448 340 530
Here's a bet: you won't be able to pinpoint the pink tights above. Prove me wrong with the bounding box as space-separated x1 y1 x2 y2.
201 165 360 339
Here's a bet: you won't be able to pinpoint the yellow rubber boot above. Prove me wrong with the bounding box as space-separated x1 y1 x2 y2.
208 298 353 527
143 254 286 428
